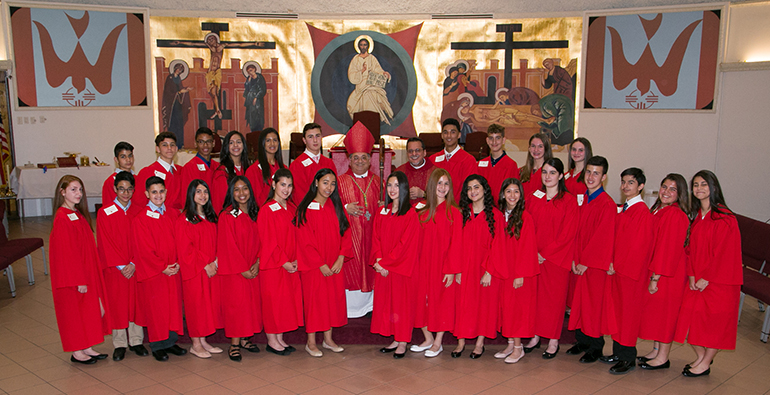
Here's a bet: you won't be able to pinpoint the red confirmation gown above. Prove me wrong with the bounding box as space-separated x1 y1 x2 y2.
414 202 463 332
97 201 142 332
429 149 476 199
211 166 244 213
370 205 420 342
526 190 578 339
134 161 183 211
288 152 335 204
476 155 520 199
453 208 505 340
217 207 262 338
176 215 221 338
101 170 134 207
246 162 282 207
50 207 110 351
181 155 219 194
257 200 304 334
132 207 183 342
563 170 585 307
520 167 543 197
674 208 742 350
296 200 353 333
337 171 380 292
395 160 436 206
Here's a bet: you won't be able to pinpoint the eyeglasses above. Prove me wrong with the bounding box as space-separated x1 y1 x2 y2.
196 140 215 145
117 187 134 193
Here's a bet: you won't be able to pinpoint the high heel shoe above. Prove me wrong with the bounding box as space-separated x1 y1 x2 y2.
523 339 541 354
495 340 515 359
504 346 525 364
542 345 559 359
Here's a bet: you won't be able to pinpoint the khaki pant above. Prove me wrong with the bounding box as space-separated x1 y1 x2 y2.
112 322 144 348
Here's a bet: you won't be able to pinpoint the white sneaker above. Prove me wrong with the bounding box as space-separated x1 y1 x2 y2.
424 346 443 358
410 344 431 352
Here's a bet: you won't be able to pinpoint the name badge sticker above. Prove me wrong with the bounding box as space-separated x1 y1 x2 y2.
434 155 445 163
146 211 160 219
478 161 489 168
104 205 119 216
308 202 320 210
577 195 584 206
380 208 389 215
67 213 79 221
154 170 166 180
415 202 426 210
269 202 282 212
533 190 546 199
564 172 571 180
302 158 313 167
197 164 206 171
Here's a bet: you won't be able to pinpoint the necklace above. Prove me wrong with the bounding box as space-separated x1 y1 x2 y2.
348 174 375 220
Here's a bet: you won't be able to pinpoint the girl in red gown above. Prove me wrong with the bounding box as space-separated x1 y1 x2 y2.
50 175 110 364
494 178 540 364
413 169 463 358
523 158 578 358
453 175 505 359
246 128 287 207
212 131 251 211
217 176 262 361
258 168 303 355
674 170 742 377
176 180 223 359
519 133 553 196
371 171 420 358
565 138 592 310
637 174 690 369
293 168 352 357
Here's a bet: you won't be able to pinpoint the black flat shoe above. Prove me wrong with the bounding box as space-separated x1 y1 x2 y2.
152 350 168 362
229 345 242 362
599 354 620 364
266 345 288 355
240 340 260 353
393 351 406 359
637 356 652 363
685 359 714 370
579 350 602 363
451 349 464 358
285 345 296 353
380 347 397 353
129 345 149 356
682 367 710 377
640 360 670 370
87 353 108 360
113 347 126 361
70 355 97 365
523 340 541 354
542 345 559 359
470 347 485 359
566 343 588 355
165 345 187 356
609 360 636 374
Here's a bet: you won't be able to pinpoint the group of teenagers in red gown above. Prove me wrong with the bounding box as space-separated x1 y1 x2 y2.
47 119 741 380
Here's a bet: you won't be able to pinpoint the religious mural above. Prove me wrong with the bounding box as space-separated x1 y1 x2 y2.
9 6 147 107
583 8 721 110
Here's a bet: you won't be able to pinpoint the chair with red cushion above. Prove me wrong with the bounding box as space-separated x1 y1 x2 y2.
0 203 47 297
736 213 770 342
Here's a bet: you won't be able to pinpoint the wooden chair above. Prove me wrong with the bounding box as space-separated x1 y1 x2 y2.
0 203 47 297
246 130 261 162
736 214 770 342
289 133 305 164
420 133 444 158
464 131 489 160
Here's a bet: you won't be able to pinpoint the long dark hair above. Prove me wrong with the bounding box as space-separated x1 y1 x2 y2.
385 171 411 216
690 170 732 219
498 178 525 239
418 168 457 224
53 175 93 231
222 175 259 221
257 128 286 185
266 168 293 204
540 157 568 200
293 168 349 236
520 133 553 183
459 174 496 237
219 131 251 181
183 180 218 224
650 173 690 215
568 137 593 183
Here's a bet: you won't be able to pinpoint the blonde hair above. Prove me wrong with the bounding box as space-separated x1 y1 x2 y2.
418 168 457 224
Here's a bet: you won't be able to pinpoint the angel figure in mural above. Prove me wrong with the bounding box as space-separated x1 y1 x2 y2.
242 62 266 132
161 60 192 148
347 35 394 125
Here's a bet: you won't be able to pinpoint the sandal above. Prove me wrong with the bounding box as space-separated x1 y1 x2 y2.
240 339 260 353
228 345 242 362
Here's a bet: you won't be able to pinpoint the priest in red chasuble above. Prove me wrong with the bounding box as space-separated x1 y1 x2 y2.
338 122 381 317
395 137 435 206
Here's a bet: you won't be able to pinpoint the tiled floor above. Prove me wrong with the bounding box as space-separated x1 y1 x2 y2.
2 215 770 394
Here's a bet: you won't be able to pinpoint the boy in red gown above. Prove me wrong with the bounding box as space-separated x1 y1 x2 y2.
475 124 519 198
131 176 187 361
600 167 653 374
429 118 475 199
289 123 336 204
135 132 183 211
102 142 135 207
181 127 219 194
97 171 147 361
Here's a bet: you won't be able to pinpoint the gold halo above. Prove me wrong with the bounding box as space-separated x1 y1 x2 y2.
204 32 220 44
354 35 373 54
168 59 189 80
242 61 262 78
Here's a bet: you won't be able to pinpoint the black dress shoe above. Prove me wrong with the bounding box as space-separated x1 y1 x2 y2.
637 356 651 363
266 345 288 355
285 345 296 353
685 359 713 370
70 355 97 365
640 360 670 370
523 340 541 354
129 345 149 356
88 353 108 360
380 347 397 353
599 354 620 364
542 345 559 359
579 350 602 363
451 349 463 358
165 345 187 356
470 347 485 359
682 367 710 377
113 347 126 361
152 349 168 361
566 343 589 355
393 351 406 359
609 360 636 374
